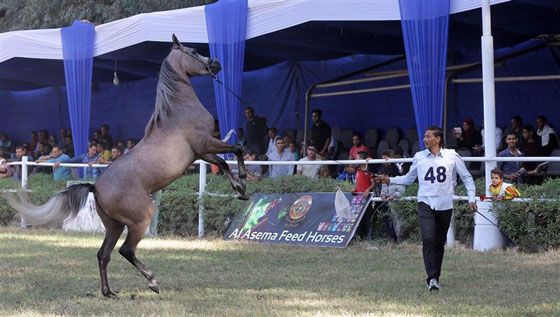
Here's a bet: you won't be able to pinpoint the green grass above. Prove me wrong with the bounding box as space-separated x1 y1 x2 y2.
0 228 559 316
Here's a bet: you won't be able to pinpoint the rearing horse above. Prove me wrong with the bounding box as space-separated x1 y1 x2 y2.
6 34 248 298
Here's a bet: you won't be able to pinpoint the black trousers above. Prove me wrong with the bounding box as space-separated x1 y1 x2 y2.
417 202 452 284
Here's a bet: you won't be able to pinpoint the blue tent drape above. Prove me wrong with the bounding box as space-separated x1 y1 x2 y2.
205 0 248 150
61 20 95 176
399 0 450 149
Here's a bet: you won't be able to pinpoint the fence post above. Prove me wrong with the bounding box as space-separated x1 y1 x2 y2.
21 156 28 189
198 161 207 238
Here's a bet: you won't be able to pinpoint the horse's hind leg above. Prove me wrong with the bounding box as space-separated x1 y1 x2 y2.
200 153 248 200
96 213 125 298
118 204 159 294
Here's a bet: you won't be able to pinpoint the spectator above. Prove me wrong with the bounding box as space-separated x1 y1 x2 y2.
59 129 67 147
296 145 324 179
265 127 281 158
63 136 74 157
10 145 34 179
343 133 372 179
520 125 541 171
125 138 138 154
54 143 101 179
0 153 11 178
378 149 406 243
244 107 268 156
67 128 72 138
498 132 525 183
48 135 57 149
502 115 524 150
97 142 111 161
351 151 375 241
38 130 49 145
100 124 113 149
536 115 559 156
237 128 246 148
0 133 12 152
288 141 300 161
35 145 71 180
489 168 520 201
93 130 102 144
311 109 331 156
29 131 38 153
454 118 482 154
243 150 262 182
267 137 295 178
392 145 410 175
99 145 122 164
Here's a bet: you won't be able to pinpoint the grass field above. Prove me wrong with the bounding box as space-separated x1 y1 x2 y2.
0 228 559 316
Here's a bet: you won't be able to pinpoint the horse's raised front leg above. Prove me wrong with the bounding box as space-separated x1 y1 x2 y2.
118 203 160 294
201 138 247 199
199 153 248 200
96 210 125 298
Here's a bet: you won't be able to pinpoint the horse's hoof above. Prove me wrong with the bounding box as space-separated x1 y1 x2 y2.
148 281 160 294
103 291 118 299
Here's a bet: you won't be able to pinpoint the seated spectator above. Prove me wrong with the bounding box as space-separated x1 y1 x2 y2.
296 145 324 179
125 138 138 154
502 115 524 150
38 130 49 145
62 136 74 157
99 145 123 164
498 133 525 183
54 143 100 179
267 137 295 178
0 133 12 152
35 145 72 180
237 128 246 148
58 129 67 147
9 145 35 179
536 115 559 156
100 124 113 149
244 150 262 181
453 118 482 154
392 146 410 175
97 141 111 161
93 130 102 144
521 124 541 171
288 141 300 161
48 135 57 150
489 168 520 201
0 153 11 178
29 131 38 154
265 127 281 159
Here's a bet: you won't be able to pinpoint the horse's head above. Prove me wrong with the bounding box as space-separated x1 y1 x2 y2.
167 34 221 77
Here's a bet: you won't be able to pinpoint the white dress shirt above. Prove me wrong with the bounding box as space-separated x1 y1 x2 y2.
390 148 475 210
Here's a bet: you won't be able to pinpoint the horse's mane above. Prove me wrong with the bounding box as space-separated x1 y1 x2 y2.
145 59 185 136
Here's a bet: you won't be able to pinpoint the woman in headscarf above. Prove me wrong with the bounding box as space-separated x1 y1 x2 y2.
456 118 482 154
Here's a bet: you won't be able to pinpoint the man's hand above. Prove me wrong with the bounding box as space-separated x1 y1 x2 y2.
53 162 61 169
388 194 395 201
380 194 387 201
469 202 477 211
363 189 370 198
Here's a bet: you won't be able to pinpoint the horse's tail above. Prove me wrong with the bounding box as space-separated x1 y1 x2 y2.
5 184 95 226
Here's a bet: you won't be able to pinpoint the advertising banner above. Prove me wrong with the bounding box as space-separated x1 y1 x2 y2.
224 192 370 247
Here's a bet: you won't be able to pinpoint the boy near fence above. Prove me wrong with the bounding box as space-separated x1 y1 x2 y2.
379 150 406 243
489 168 521 201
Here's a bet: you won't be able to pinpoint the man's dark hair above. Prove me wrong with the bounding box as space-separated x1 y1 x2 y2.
311 109 322 117
382 149 394 157
537 115 548 124
523 124 535 134
15 145 23 151
352 133 361 139
506 132 517 138
101 124 109 130
52 145 62 151
245 107 254 113
512 115 522 125
269 127 277 133
425 126 445 148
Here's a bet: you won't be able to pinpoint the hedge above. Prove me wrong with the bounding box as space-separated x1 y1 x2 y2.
1 174 558 251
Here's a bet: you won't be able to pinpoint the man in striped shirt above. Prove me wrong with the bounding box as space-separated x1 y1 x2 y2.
376 126 476 291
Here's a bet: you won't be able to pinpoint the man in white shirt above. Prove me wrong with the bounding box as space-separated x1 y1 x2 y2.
375 126 476 291
267 137 294 178
297 145 322 178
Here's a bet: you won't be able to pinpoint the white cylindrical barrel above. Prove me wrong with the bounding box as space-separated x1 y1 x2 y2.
473 201 504 251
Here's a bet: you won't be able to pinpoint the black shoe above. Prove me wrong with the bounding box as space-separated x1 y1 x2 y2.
427 278 441 291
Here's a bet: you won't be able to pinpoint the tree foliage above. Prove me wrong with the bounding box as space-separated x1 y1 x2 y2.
0 0 216 33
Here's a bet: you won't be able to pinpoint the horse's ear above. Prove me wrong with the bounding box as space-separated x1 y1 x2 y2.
172 34 181 48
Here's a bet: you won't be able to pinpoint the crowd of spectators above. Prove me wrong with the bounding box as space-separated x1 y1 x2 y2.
0 124 137 181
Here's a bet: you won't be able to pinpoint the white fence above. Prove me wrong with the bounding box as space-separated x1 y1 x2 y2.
5 155 560 248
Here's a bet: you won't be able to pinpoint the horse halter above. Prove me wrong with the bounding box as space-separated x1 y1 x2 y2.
173 47 244 103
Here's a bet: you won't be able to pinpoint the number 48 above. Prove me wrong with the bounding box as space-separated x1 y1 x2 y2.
424 166 446 183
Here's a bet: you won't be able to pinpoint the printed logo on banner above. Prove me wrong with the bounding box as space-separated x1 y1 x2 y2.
224 192 369 247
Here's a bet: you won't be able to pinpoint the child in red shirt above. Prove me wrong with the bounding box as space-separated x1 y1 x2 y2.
351 151 375 241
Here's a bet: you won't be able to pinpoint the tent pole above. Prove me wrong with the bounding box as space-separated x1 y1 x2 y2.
482 0 497 195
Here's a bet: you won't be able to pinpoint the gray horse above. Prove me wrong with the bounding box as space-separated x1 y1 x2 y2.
6 34 248 298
